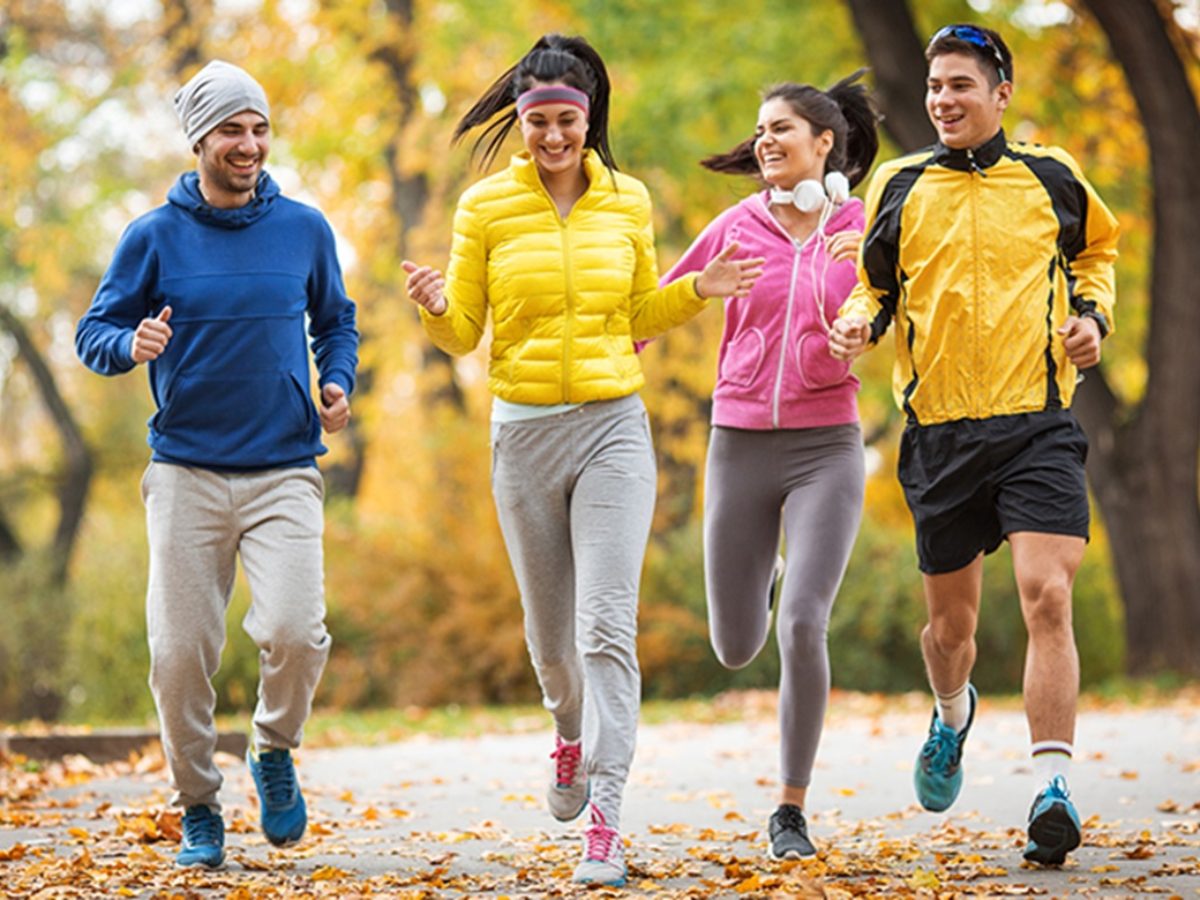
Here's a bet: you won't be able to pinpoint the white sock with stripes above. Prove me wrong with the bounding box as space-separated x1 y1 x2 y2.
1031 740 1073 795
934 682 972 733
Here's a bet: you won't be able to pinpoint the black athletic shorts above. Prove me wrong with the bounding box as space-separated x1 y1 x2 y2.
897 409 1090 575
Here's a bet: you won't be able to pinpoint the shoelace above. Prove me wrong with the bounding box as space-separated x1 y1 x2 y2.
921 722 961 770
551 738 582 788
584 805 618 862
256 750 298 805
773 804 806 834
184 810 222 846
1043 774 1071 801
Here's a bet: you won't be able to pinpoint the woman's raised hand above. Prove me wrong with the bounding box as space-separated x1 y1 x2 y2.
695 242 765 300
401 260 448 316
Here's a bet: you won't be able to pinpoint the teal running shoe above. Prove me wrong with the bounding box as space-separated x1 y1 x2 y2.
913 684 977 812
176 805 225 869
248 745 307 846
1023 775 1081 865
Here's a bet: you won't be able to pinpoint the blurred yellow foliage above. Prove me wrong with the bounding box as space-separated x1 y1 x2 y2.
0 0 1142 721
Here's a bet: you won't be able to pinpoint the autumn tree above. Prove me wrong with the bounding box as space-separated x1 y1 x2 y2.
1 3 112 717
1070 0 1200 675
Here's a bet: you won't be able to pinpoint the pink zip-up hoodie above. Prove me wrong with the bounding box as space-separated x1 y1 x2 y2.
663 192 863 430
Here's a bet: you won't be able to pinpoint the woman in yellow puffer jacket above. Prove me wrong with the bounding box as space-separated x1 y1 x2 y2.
402 33 761 889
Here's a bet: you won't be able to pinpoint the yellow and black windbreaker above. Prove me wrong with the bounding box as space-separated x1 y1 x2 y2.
841 129 1119 426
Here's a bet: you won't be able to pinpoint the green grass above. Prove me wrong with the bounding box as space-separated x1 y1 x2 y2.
219 696 762 749
6 681 1197 751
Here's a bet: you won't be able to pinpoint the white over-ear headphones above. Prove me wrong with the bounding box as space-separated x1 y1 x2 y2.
769 171 850 213
767 170 854 337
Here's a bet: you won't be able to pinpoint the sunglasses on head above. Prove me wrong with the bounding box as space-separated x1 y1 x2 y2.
930 24 1007 83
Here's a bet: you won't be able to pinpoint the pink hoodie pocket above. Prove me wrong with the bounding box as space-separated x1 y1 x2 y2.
720 329 766 387
796 330 852 390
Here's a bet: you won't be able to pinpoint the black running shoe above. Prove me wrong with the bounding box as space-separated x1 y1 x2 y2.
768 803 816 859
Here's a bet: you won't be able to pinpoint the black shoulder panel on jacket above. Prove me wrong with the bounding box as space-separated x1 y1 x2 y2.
862 162 930 324
1007 148 1090 263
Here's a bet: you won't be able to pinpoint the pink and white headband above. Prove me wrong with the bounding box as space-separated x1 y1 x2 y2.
516 85 590 117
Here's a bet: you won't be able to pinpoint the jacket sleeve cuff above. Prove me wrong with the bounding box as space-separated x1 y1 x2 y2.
1082 309 1110 339
419 298 450 322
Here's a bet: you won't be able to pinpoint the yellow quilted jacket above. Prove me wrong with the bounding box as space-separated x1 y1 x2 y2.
841 131 1119 426
420 151 707 404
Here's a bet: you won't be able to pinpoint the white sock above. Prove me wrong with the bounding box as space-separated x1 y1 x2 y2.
935 682 972 733
1031 741 1073 793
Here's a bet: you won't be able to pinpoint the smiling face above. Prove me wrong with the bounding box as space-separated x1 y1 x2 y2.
754 97 832 191
926 51 1010 150
519 82 589 180
196 110 270 208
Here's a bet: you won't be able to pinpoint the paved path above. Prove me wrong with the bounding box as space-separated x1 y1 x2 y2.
2 698 1199 898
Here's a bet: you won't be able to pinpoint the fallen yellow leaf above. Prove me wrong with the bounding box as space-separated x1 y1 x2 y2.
311 864 349 880
907 868 941 889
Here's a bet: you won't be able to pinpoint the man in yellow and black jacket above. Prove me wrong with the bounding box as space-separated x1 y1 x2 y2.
831 23 1119 870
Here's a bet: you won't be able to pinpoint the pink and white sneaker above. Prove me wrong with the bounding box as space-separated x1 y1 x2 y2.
572 803 626 886
548 735 589 822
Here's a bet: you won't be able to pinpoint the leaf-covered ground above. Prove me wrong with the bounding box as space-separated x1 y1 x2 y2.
3 691 1198 899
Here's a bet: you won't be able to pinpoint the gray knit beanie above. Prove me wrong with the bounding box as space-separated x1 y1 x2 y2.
173 60 271 149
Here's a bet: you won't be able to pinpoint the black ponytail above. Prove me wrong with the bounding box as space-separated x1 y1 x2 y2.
453 33 617 172
825 69 879 189
700 137 758 176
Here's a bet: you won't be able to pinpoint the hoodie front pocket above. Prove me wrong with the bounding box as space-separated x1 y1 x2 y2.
152 370 316 460
719 328 766 387
796 330 852 390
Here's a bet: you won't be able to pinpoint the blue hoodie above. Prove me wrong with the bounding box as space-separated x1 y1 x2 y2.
76 171 359 471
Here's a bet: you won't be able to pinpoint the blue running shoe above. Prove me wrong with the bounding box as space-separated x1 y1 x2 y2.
177 805 225 869
1023 775 1081 866
248 745 307 846
913 684 977 812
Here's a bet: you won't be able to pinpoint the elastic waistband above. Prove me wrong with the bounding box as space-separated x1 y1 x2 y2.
491 392 644 430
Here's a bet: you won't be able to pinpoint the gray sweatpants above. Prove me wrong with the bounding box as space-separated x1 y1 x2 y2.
704 424 864 789
490 394 656 830
142 462 331 812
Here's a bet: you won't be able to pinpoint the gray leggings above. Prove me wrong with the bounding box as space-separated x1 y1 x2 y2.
704 424 865 789
490 393 656 830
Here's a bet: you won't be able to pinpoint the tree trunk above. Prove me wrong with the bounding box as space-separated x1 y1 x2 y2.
160 0 212 77
0 510 19 561
0 306 92 585
375 0 465 415
844 0 937 152
1080 390 1200 673
1073 0 1200 674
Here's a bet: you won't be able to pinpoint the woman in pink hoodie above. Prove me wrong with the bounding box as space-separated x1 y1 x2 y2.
662 72 879 860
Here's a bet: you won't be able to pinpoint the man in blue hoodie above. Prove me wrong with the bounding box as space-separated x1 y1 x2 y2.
75 60 358 870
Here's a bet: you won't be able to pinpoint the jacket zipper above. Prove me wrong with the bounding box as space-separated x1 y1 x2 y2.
968 150 981 419
772 241 804 428
561 215 573 402
760 196 815 429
